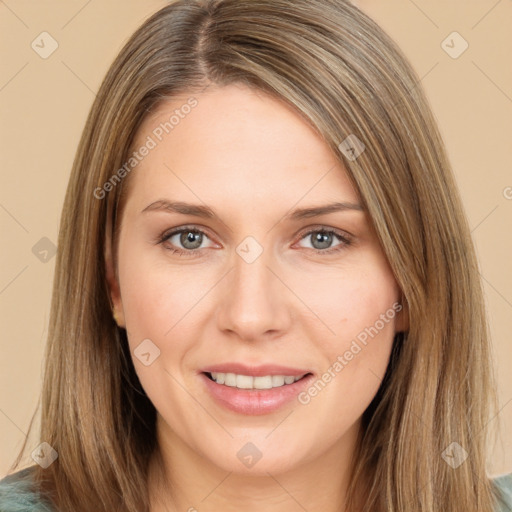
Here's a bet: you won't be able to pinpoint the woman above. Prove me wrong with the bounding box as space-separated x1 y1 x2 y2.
1 0 511 510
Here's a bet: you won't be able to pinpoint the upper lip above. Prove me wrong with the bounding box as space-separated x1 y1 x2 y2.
200 363 312 377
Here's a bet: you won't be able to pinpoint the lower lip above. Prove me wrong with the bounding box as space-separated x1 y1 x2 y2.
200 373 314 415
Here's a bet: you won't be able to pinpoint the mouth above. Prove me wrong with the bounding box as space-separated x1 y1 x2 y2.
199 366 315 415
204 371 311 390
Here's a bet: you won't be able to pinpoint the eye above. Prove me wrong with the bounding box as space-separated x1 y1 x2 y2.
157 225 353 257
158 226 216 256
295 227 352 254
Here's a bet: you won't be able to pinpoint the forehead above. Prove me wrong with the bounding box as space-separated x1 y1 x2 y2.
126 84 359 210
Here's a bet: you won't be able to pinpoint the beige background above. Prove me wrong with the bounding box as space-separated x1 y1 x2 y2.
0 0 511 477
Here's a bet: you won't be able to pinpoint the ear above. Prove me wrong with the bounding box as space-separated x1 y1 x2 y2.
394 295 409 333
105 211 126 328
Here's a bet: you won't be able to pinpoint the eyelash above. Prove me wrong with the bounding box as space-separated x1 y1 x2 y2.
157 225 353 257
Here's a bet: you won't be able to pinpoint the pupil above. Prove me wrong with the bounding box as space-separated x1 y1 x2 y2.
182 231 201 249
314 232 331 249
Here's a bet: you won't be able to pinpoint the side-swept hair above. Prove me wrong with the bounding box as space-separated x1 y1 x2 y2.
11 1 502 510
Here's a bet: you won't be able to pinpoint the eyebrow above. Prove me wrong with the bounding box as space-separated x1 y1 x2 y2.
141 200 364 221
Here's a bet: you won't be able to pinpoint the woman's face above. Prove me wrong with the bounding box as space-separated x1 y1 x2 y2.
109 83 407 475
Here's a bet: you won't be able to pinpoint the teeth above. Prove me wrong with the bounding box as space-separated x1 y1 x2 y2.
209 372 305 389
272 375 285 387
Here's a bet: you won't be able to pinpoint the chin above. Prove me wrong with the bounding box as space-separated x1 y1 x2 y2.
202 437 310 476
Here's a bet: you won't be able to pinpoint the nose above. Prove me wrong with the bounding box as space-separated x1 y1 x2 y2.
215 244 293 342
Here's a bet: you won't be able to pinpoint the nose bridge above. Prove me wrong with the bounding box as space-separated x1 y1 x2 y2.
233 240 272 297
216 236 290 339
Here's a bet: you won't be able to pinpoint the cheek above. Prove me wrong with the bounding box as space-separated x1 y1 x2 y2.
285 257 399 344
115 247 211 422
292 258 399 407
331 271 399 380
117 244 210 341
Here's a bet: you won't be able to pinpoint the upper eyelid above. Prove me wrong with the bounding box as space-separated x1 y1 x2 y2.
296 224 352 239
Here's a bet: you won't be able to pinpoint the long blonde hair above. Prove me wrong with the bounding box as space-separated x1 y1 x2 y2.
10 0 504 510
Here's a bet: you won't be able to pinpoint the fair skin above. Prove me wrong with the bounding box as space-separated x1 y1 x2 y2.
107 83 408 512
